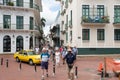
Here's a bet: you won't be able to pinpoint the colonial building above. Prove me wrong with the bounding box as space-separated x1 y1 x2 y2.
0 0 42 54
57 0 120 54
49 11 60 47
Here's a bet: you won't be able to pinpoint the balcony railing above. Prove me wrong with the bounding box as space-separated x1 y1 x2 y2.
113 16 120 26
0 1 41 11
81 7 109 26
0 23 38 31
81 15 109 26
65 23 68 30
65 1 68 8
69 20 72 28
61 9 66 15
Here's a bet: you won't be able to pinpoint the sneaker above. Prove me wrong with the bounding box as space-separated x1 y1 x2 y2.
46 74 48 77
41 75 44 80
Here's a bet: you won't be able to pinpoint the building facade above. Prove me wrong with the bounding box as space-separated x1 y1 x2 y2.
49 11 60 47
0 0 42 54
58 0 120 54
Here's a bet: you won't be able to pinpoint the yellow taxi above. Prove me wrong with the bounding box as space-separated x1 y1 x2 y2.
14 49 41 65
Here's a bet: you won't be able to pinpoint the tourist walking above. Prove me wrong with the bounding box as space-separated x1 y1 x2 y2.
64 48 76 80
62 47 67 64
55 47 61 66
35 46 39 54
40 47 50 80
72 46 78 60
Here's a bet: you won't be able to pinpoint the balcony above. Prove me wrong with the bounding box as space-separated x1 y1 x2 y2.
81 7 109 26
81 15 109 26
65 1 68 8
65 23 68 30
0 23 38 32
61 30 66 34
56 0 61 1
113 17 120 26
0 1 41 12
61 9 66 15
69 20 72 28
69 0 73 3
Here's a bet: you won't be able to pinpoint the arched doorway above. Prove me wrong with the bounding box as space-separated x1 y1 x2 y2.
16 36 23 51
29 36 33 49
3 35 11 52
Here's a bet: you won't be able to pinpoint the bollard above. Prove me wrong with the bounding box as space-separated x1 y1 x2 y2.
1 58 3 65
101 68 104 80
53 60 55 76
34 64 37 72
6 59 8 68
75 66 78 78
19 61 22 71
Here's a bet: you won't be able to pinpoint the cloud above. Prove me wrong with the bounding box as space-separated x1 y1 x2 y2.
41 0 60 35
41 0 60 26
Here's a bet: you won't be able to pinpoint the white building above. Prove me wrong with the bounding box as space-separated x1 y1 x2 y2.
0 0 42 54
58 0 120 54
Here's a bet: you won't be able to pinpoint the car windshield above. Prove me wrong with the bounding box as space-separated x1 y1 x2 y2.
27 51 36 55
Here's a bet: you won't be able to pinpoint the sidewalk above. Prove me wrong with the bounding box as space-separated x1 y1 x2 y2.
0 55 119 80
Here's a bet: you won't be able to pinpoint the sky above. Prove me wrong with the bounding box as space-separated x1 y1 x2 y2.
41 0 60 36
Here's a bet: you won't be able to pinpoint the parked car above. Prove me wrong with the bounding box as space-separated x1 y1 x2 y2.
14 50 41 65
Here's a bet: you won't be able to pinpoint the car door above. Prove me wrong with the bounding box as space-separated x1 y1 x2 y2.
22 51 29 62
18 50 24 61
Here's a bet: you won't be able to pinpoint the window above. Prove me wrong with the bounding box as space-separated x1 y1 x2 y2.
66 15 68 25
30 17 33 30
114 5 120 23
16 36 23 51
16 16 23 29
3 35 11 52
30 0 33 8
66 32 68 42
82 29 90 40
70 10 72 25
114 29 120 40
3 15 11 29
97 29 104 40
82 5 89 18
70 31 72 42
97 5 104 17
3 0 10 5
61 21 64 31
16 0 23 7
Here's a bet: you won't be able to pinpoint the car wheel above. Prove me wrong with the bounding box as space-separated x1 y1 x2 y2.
16 57 20 62
29 59 33 65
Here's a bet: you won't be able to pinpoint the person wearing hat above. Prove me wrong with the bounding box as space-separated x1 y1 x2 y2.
40 47 50 80
64 48 76 80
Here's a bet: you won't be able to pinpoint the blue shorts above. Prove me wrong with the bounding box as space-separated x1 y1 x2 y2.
41 62 48 69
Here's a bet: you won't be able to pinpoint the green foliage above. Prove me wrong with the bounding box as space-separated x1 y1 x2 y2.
7 2 14 6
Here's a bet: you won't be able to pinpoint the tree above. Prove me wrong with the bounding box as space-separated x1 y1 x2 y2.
38 17 46 45
41 17 46 28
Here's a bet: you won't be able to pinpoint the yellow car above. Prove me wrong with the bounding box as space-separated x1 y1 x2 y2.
14 50 41 65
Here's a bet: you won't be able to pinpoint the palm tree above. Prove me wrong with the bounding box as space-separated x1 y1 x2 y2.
38 17 46 46
41 17 46 28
